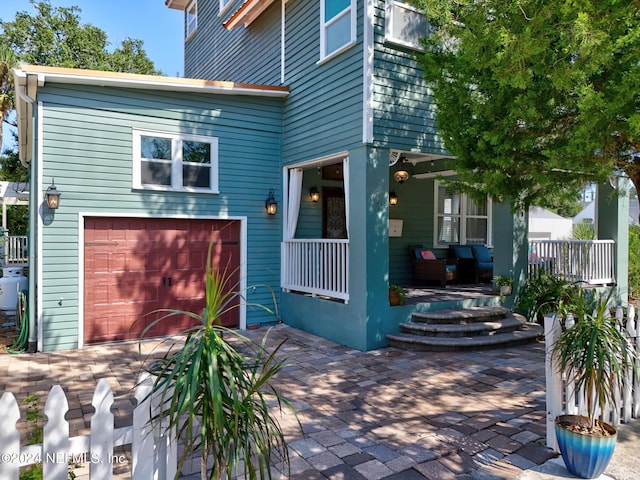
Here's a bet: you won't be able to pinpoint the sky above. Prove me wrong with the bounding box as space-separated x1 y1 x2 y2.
0 0 184 75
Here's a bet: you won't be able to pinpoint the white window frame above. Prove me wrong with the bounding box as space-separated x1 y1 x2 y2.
219 0 233 16
384 0 428 51
433 180 492 248
133 129 219 194
186 0 198 40
319 0 357 62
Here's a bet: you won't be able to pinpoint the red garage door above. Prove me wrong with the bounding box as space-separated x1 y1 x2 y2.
84 218 240 344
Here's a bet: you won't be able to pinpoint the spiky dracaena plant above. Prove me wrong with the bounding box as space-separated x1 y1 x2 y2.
553 289 638 429
136 243 294 480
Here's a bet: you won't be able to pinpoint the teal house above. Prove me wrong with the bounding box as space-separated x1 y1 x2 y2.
13 0 629 352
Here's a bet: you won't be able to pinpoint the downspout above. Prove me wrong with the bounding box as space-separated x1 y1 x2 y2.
15 80 39 352
15 84 34 168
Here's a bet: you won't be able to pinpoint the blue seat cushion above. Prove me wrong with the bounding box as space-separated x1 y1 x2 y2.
452 245 474 259
445 265 456 272
477 261 493 270
471 245 492 263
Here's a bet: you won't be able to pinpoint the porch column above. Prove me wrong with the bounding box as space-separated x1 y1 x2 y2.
492 202 528 307
597 177 629 303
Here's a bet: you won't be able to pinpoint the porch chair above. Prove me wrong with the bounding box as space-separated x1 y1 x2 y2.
408 245 457 287
448 245 493 283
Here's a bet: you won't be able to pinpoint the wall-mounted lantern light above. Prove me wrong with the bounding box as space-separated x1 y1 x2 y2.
389 191 398 206
310 186 320 203
45 180 61 210
265 189 277 215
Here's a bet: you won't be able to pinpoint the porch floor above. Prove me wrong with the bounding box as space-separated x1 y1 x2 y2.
403 283 497 305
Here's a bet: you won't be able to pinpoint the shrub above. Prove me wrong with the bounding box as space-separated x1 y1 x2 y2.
516 272 579 324
630 225 640 301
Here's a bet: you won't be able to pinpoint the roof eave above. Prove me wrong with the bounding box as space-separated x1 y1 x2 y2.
223 0 276 30
15 66 289 98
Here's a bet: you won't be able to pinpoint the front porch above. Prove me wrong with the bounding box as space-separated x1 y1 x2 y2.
279 147 629 352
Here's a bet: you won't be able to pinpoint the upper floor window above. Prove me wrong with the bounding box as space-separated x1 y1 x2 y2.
219 0 232 15
434 181 491 247
320 0 356 60
385 0 429 50
133 130 219 193
186 0 197 39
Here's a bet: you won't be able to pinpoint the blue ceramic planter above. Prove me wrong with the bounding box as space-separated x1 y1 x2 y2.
555 415 617 479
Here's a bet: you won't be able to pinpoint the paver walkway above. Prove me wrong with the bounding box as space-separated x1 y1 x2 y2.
0 324 556 479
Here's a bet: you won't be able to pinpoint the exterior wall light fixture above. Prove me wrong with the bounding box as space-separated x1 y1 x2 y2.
265 189 277 215
45 180 61 209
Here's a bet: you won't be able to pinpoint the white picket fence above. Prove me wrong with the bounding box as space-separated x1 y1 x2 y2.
0 375 176 479
545 305 640 451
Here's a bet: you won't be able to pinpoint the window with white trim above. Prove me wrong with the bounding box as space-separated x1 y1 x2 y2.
320 0 356 60
434 181 491 247
219 0 232 14
133 130 219 193
385 0 429 50
186 0 197 39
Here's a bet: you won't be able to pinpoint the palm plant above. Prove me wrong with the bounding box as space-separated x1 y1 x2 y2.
137 243 294 480
553 289 638 430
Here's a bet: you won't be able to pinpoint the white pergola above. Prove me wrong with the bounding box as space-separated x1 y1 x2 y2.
0 182 29 230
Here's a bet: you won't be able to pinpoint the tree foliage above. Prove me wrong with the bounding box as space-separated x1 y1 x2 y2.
0 0 160 74
416 0 640 214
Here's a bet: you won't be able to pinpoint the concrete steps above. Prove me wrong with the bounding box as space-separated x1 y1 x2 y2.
386 306 543 352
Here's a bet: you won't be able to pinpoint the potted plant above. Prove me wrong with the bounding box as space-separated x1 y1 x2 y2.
136 243 296 480
493 274 514 297
389 284 407 306
552 289 638 479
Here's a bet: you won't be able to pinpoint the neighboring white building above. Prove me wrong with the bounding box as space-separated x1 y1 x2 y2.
529 206 573 240
573 201 596 226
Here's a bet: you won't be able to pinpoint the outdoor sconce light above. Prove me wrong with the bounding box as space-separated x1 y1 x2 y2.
265 189 277 215
389 191 398 206
310 186 320 203
45 180 61 210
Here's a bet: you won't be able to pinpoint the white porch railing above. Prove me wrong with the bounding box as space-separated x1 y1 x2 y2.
545 305 640 451
281 239 349 302
3 235 28 265
0 375 176 479
528 240 615 285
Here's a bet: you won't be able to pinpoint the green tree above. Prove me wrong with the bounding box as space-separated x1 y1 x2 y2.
0 0 160 74
416 0 640 217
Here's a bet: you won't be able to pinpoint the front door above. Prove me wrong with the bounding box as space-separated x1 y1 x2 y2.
322 187 347 239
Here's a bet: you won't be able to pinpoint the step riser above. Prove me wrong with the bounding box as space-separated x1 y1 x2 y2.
400 323 522 338
411 306 511 325
412 315 506 325
387 336 538 352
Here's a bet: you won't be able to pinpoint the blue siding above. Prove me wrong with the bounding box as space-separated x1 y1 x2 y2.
282 0 364 164
371 1 447 155
37 83 283 351
184 0 282 85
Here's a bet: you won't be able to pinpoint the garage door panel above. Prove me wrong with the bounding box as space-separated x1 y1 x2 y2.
84 218 240 344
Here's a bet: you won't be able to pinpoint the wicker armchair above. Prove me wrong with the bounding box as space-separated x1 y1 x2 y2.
408 245 457 287
448 245 493 283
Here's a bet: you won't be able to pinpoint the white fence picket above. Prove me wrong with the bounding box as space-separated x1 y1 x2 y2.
43 385 70 480
0 392 21 479
91 378 114 480
545 304 640 451
0 377 176 479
